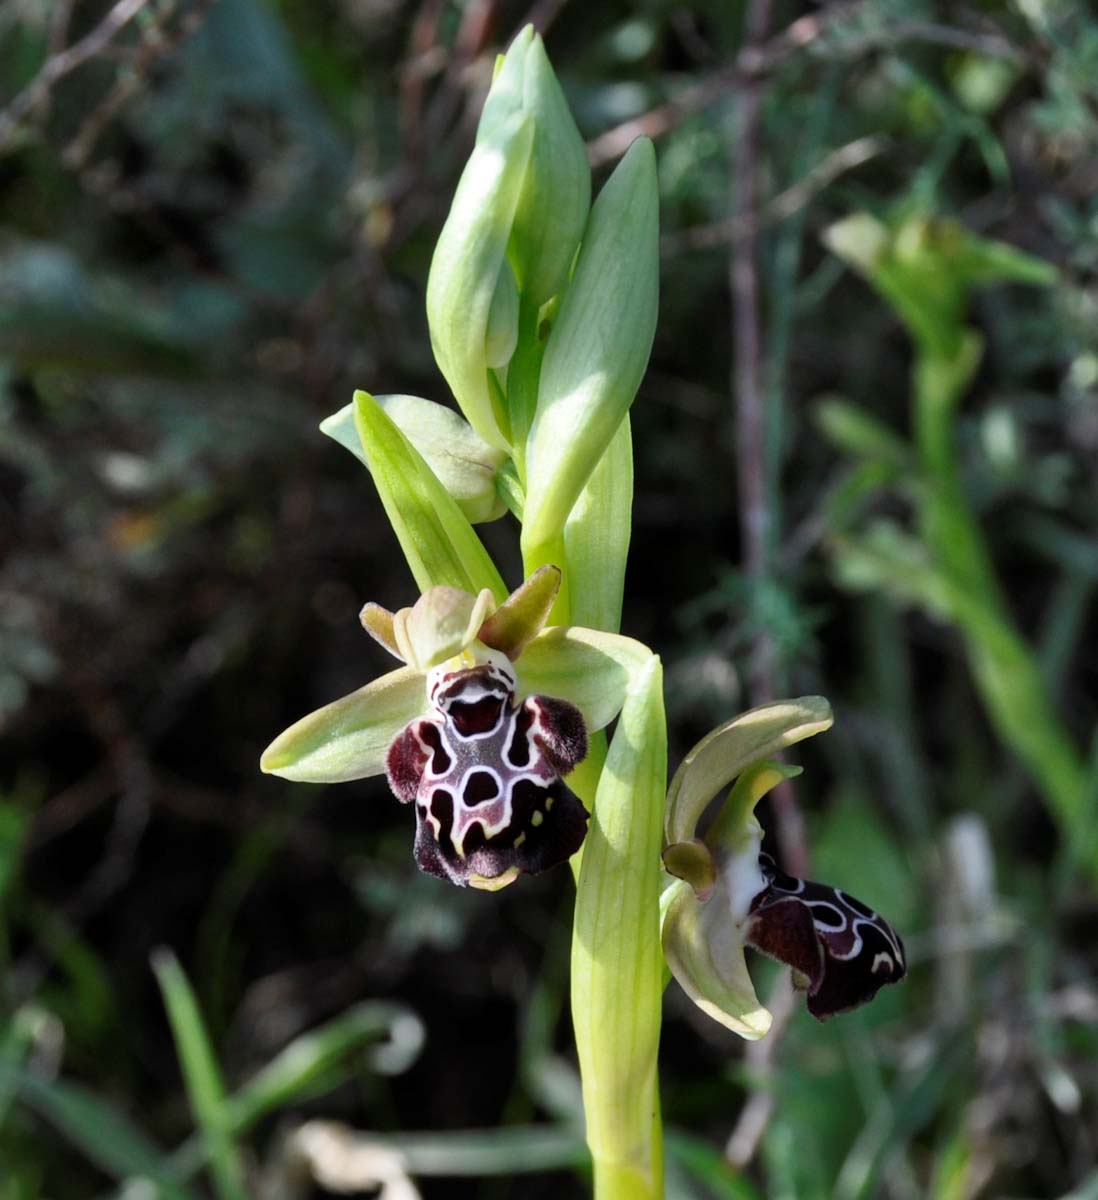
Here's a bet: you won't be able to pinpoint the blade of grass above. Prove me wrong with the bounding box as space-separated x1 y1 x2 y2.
152 949 247 1200
3 1066 195 1200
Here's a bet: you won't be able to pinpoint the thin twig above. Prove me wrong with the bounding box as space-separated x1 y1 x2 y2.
64 0 217 170
586 3 1025 167
663 134 888 254
0 0 153 153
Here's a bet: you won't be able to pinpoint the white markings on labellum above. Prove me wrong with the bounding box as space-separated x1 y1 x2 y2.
386 660 589 887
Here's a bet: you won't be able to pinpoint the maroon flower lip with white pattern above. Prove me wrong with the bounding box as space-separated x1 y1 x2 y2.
386 649 590 889
745 851 907 1021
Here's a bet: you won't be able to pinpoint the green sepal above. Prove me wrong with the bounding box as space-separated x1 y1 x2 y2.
664 697 833 849
259 666 424 783
427 111 534 450
660 878 772 1041
350 391 507 602
322 395 508 525
516 626 652 733
660 761 800 1040
572 655 666 1191
522 138 658 556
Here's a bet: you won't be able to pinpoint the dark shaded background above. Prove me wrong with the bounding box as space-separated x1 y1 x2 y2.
2 1 1096 1196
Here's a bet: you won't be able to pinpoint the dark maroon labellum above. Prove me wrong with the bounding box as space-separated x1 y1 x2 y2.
745 852 907 1020
385 657 589 887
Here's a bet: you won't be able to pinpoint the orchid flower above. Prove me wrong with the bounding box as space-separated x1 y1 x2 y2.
661 699 906 1036
261 566 650 891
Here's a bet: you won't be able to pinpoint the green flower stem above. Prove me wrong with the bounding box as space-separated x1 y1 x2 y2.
572 656 667 1200
912 339 1090 862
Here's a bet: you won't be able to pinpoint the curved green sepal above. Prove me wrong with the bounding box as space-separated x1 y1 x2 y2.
478 565 561 660
522 138 658 554
516 627 652 733
260 667 424 783
661 879 772 1040
351 391 507 602
664 697 833 847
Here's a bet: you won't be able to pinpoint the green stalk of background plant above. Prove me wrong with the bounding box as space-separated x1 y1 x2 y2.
912 337 1090 858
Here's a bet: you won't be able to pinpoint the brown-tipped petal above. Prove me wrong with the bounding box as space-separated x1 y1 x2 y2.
745 854 907 1021
360 602 403 660
478 565 561 660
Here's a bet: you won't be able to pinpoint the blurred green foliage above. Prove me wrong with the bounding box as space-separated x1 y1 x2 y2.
1 0 1096 1197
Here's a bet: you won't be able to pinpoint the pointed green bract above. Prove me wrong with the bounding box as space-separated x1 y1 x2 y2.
322 396 508 524
427 112 534 450
664 697 832 849
572 655 666 1198
563 414 633 633
507 33 591 305
522 138 658 557
351 392 507 601
260 666 424 783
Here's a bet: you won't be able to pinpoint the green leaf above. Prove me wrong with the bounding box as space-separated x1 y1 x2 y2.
260 665 423 783
522 137 659 557
228 1002 424 1132
352 391 507 601
152 951 247 1200
664 698 833 848
3 1067 194 1199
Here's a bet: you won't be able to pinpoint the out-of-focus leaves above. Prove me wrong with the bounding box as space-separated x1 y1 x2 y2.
0 244 199 375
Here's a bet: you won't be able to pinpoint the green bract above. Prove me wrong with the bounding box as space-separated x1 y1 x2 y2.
522 138 659 563
427 110 532 450
426 25 592 452
321 395 508 525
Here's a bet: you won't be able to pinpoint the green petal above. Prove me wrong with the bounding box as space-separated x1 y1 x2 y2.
661 879 772 1040
664 697 833 847
478 565 560 659
351 391 507 602
394 586 497 672
260 667 424 783
516 626 651 732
